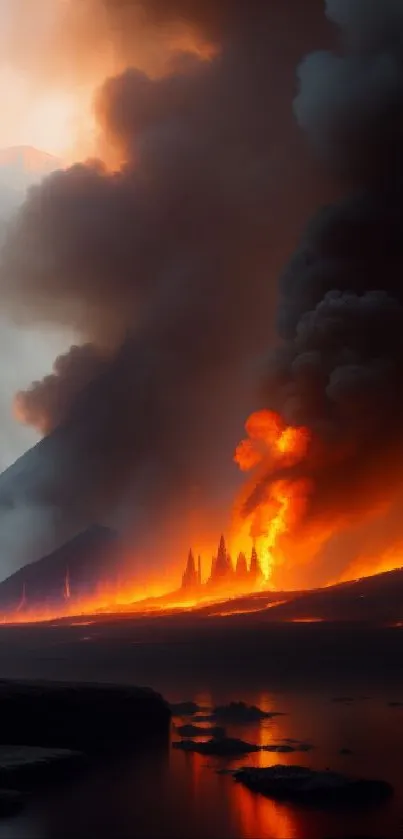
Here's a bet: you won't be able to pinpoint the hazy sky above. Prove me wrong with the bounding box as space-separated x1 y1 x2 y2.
0 0 99 157
0 2 85 470
0 0 206 471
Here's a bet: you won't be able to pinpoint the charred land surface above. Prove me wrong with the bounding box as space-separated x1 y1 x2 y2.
0 679 171 752
0 617 401 695
0 678 171 820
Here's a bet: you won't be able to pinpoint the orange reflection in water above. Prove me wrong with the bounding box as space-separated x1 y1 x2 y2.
229 695 299 838
230 779 297 839
289 618 324 624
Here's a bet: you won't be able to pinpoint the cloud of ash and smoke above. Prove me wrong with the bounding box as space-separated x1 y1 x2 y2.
14 344 108 435
247 0 403 587
0 0 333 576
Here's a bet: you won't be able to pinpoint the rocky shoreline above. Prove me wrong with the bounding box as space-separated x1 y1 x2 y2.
0 679 171 818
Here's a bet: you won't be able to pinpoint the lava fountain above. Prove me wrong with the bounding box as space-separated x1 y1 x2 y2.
231 410 311 582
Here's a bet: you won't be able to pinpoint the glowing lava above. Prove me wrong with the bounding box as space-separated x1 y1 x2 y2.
231 410 311 582
64 567 71 600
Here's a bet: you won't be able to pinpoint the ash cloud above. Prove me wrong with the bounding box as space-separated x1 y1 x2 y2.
253 0 403 584
0 0 332 569
14 344 108 435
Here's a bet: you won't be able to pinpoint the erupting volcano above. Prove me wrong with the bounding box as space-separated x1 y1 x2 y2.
231 410 311 582
2 0 403 621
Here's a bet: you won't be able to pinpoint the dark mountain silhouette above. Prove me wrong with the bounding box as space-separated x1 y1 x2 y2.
192 567 403 625
0 522 401 622
0 146 61 192
0 525 121 613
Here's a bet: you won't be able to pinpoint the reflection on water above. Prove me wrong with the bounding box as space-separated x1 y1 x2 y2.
1 688 403 838
231 783 296 839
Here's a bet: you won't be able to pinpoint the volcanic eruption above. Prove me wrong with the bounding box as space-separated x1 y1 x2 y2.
232 0 403 589
0 0 331 590
0 0 403 612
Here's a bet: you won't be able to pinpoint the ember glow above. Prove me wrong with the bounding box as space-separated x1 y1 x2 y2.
231 410 311 582
4 0 403 625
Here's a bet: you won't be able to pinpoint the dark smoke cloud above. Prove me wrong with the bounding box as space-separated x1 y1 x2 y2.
14 344 108 435
0 0 332 563
252 0 403 584
295 0 403 182
1 0 256 96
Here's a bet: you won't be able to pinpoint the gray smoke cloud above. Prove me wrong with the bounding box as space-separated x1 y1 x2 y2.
0 0 332 575
295 0 403 182
251 0 403 586
14 344 108 435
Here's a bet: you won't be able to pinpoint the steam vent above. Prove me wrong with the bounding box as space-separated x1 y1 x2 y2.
181 535 264 596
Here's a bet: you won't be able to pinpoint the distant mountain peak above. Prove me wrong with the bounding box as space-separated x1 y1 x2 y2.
0 146 62 195
0 146 61 172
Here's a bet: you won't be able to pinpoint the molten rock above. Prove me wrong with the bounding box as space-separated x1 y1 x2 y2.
0 745 83 788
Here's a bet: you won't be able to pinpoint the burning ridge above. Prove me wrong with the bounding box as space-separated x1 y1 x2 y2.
231 0 403 588
2 1 403 591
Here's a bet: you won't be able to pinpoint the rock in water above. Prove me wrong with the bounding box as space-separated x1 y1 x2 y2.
211 702 284 722
0 680 171 752
234 765 393 808
169 701 201 716
175 724 226 739
173 737 260 756
0 746 83 788
173 737 313 756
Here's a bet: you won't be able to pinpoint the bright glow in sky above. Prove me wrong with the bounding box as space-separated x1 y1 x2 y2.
0 65 97 159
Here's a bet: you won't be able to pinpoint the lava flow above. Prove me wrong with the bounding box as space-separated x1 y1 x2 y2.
4 408 403 626
0 411 314 624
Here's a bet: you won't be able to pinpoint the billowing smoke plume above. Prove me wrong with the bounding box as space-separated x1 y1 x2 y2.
14 344 108 435
0 0 332 572
249 0 403 586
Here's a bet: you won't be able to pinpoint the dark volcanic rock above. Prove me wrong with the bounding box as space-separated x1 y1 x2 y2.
0 789 24 818
0 525 122 613
175 724 225 739
170 701 201 717
234 765 393 808
263 743 313 753
0 680 170 753
173 737 260 757
173 737 312 757
0 746 84 788
210 701 284 723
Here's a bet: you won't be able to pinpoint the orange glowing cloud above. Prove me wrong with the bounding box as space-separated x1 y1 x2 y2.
231 410 311 583
0 0 216 162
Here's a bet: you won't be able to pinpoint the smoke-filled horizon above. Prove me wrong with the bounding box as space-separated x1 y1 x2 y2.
9 0 403 591
5 0 403 589
240 0 403 588
0 1 337 581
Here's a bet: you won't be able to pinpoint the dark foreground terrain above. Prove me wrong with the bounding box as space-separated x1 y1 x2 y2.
0 614 401 838
0 612 401 695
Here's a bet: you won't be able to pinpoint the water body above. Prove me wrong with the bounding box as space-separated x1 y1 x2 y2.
0 619 401 838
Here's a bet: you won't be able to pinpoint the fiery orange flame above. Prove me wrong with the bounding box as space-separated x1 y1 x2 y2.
64 567 71 600
231 410 311 582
